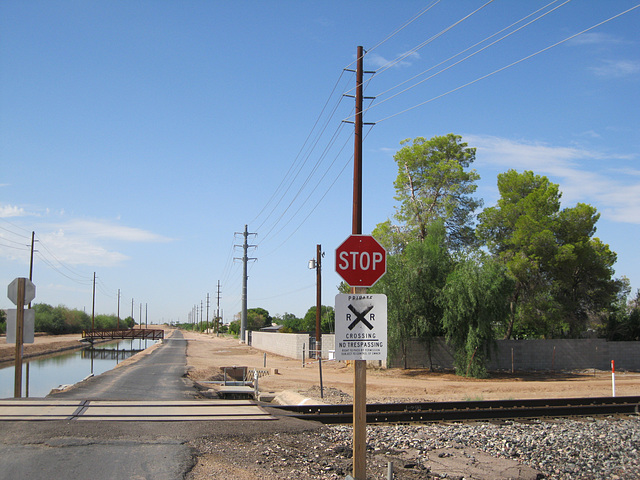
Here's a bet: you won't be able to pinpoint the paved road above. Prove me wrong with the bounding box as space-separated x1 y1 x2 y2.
0 330 318 480
53 329 196 400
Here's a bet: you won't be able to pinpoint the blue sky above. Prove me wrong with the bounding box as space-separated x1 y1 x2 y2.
1 1 638 325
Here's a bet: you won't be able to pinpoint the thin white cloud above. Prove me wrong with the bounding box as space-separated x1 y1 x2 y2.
590 59 640 78
566 32 624 47
0 204 27 218
467 134 640 224
367 51 420 69
60 219 172 243
37 229 129 267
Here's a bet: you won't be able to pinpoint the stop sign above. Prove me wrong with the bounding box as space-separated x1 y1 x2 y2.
335 235 387 287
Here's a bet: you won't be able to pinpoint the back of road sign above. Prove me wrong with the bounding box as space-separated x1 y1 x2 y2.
6 309 35 344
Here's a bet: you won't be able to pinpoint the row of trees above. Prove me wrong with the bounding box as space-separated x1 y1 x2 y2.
0 304 135 335
367 134 637 377
223 306 336 336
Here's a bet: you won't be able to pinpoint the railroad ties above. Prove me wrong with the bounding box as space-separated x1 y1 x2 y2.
271 396 640 424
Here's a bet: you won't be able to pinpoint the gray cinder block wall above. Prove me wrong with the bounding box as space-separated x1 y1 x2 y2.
388 337 640 371
249 333 640 371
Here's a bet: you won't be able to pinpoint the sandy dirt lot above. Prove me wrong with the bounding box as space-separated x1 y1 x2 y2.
182 330 639 403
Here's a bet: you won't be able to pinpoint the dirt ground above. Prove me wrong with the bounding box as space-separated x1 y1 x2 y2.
182 330 639 403
4 329 639 479
5 329 637 401
183 331 639 480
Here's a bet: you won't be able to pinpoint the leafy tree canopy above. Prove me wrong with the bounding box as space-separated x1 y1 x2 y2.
372 221 452 368
375 134 482 251
477 170 621 338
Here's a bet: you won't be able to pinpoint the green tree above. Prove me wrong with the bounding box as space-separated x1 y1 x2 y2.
379 134 482 250
302 306 335 333
372 221 452 369
228 320 240 335
440 255 514 377
477 170 621 338
246 307 272 331
278 312 304 333
602 288 640 341
0 308 6 334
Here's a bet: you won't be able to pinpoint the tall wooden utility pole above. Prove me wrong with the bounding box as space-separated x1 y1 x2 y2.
315 244 322 358
353 46 364 236
351 44 374 480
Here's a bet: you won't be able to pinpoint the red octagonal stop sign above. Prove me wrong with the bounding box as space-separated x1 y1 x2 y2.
335 235 387 287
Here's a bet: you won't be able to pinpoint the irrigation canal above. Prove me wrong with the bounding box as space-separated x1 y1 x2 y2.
0 338 157 398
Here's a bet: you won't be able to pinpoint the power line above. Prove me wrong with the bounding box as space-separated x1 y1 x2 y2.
366 0 496 80
343 0 442 72
250 70 350 229
369 0 569 107
374 3 640 124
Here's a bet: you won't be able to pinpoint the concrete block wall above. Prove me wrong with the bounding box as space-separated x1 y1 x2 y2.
320 334 335 359
250 332 309 360
251 333 640 371
389 337 640 371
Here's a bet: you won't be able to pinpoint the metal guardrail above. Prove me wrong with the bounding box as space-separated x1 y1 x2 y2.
81 329 165 340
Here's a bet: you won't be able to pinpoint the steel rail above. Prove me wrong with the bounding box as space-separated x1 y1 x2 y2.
270 396 640 424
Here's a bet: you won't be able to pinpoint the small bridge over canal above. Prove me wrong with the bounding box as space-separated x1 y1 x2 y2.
82 329 165 342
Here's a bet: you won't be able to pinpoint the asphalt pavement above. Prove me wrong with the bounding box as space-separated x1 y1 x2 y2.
52 329 195 400
0 329 319 480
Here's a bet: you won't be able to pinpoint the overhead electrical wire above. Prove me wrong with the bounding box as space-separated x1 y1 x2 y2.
252 73 353 234
374 3 640 124
223 3 451 297
369 0 570 106
254 0 501 248
365 0 496 79
258 121 351 245
249 70 350 229
343 0 441 71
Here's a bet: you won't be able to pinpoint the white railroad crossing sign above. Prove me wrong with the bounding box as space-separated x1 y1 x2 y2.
335 294 387 361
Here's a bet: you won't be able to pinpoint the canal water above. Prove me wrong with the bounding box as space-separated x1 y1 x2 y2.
0 338 157 399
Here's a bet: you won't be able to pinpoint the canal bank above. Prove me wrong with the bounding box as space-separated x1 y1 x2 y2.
1 337 163 398
0 333 97 365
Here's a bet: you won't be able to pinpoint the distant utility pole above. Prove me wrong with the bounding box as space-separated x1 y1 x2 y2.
216 280 222 334
206 293 210 331
91 272 96 330
117 289 120 329
234 225 257 343
131 298 134 323
28 231 36 308
200 300 203 331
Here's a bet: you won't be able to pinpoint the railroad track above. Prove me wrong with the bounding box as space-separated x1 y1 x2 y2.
271 396 640 424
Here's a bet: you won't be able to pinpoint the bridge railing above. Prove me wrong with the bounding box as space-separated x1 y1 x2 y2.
81 329 165 341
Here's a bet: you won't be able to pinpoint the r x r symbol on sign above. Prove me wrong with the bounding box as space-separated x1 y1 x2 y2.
348 304 374 330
